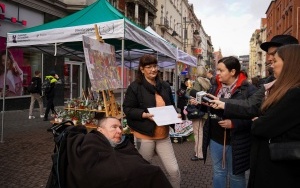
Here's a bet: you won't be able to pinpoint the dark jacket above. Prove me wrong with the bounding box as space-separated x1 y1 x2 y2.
123 78 175 136
221 75 275 119
222 86 264 119
248 87 300 188
176 83 188 110
203 73 257 175
30 76 42 95
66 127 172 188
45 75 58 99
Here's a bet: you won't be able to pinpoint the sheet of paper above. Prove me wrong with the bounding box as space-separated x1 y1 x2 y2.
147 105 182 126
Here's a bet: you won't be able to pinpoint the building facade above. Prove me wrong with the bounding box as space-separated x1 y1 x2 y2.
1 0 214 110
265 0 300 42
250 0 300 79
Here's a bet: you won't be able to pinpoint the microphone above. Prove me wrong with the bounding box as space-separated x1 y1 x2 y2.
189 89 199 98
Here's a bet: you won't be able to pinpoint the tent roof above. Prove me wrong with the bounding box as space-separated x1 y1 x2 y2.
11 0 126 33
7 0 196 67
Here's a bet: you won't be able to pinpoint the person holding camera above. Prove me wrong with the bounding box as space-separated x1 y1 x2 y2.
190 56 256 188
186 66 211 161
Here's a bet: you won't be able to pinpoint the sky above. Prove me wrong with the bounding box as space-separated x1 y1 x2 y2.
188 0 272 56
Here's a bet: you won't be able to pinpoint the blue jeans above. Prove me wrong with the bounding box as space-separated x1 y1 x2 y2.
210 139 246 188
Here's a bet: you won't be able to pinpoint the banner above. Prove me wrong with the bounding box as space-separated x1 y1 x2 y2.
82 35 122 91
7 19 125 47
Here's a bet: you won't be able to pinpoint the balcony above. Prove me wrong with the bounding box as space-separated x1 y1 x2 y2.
159 17 169 31
58 0 91 5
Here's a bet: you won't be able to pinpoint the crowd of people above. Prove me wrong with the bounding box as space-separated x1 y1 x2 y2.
28 34 299 188
122 34 300 188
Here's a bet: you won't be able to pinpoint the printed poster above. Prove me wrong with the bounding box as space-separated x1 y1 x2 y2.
82 35 122 91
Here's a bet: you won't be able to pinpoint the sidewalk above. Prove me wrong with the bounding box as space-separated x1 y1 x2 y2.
0 109 213 188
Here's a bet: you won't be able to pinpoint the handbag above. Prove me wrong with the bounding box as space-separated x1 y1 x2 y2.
185 104 204 119
268 139 300 161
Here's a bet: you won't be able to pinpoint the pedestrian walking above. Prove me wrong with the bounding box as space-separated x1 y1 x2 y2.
43 71 60 121
28 70 44 119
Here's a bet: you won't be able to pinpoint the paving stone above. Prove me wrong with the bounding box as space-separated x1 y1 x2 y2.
0 109 213 188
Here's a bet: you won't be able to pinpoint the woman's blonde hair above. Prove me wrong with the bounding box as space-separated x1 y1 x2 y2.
196 66 207 77
261 44 300 111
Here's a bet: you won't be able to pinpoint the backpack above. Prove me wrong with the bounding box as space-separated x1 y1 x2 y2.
28 80 38 93
46 121 87 188
42 79 51 93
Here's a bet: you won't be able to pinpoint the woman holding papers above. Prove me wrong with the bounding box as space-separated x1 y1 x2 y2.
123 54 181 188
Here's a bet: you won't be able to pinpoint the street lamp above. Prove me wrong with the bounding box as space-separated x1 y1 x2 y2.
183 17 188 52
183 17 200 52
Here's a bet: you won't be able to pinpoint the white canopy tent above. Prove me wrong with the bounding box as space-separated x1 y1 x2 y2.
2 0 196 141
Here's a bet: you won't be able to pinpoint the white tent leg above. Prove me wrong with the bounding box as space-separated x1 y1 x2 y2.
1 48 8 143
121 39 124 117
174 60 178 108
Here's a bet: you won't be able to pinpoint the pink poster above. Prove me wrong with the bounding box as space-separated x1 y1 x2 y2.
0 37 25 96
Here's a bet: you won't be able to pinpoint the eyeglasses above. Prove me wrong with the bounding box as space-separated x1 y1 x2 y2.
144 64 158 69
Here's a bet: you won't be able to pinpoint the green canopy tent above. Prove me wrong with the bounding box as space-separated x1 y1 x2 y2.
6 0 178 59
2 0 196 141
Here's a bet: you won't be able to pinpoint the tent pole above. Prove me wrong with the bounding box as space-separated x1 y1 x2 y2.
121 39 124 117
1 48 8 143
174 59 178 108
174 48 179 108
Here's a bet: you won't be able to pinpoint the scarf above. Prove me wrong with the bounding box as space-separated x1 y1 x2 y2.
217 78 238 99
264 79 276 99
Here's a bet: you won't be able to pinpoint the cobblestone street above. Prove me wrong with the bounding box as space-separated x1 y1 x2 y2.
0 109 213 188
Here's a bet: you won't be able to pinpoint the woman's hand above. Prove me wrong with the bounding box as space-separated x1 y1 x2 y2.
142 112 154 121
209 100 225 109
189 97 198 105
206 93 218 100
177 113 182 119
218 119 233 129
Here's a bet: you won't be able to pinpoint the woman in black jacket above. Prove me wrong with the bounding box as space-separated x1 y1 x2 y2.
248 44 300 188
194 56 257 188
123 54 181 188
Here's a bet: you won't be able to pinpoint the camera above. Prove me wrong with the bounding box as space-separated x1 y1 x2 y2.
196 91 213 104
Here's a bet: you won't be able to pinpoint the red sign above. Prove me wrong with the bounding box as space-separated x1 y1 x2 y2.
0 3 26 26
193 48 202 55
0 3 5 13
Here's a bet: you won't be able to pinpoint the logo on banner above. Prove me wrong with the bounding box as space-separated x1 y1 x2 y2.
12 35 17 43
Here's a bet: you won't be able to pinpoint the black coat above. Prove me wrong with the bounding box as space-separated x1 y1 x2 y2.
123 78 175 136
176 87 188 110
221 75 275 119
202 75 257 175
30 76 42 95
248 87 300 188
66 128 172 188
221 86 265 119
